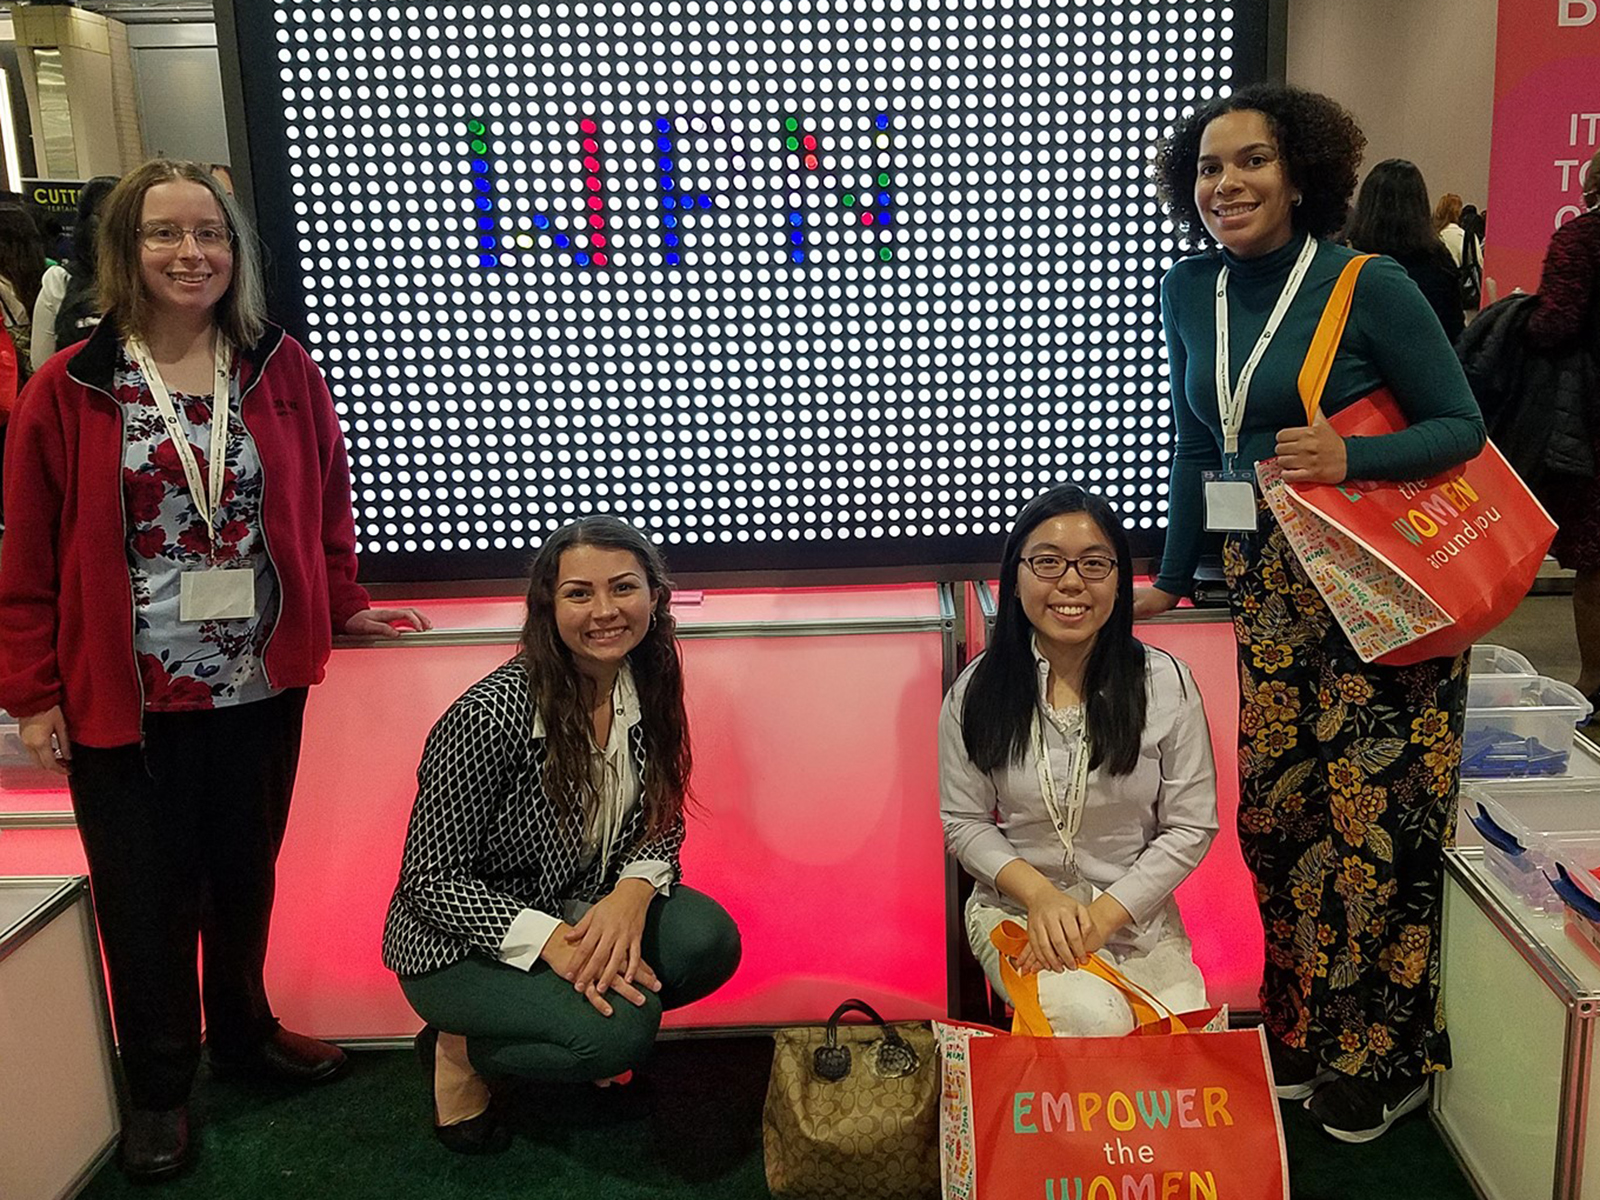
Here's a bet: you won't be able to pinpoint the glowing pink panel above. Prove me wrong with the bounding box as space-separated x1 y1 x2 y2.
262 584 948 1038
1136 618 1260 1013
0 828 87 877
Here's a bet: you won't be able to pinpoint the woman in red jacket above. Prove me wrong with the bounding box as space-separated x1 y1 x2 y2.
0 159 428 1181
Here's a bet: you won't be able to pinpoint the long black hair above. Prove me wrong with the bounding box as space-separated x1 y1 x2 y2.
1344 159 1454 267
961 484 1147 777
518 515 691 837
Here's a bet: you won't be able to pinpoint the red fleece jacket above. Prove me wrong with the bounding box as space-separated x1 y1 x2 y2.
0 318 371 747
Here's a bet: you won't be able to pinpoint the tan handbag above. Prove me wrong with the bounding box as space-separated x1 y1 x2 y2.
762 999 940 1200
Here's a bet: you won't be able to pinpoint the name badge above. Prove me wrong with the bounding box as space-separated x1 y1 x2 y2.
179 568 256 623
1203 471 1258 532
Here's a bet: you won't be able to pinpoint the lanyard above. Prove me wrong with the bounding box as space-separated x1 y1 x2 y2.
1031 705 1091 863
1214 234 1318 459
127 335 234 551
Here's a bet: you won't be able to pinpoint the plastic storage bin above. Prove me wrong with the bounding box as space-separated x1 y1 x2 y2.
1461 783 1600 917
1466 794 1560 911
1463 677 1594 779
1468 644 1539 708
1471 644 1536 677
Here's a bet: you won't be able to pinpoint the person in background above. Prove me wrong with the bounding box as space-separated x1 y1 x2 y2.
0 205 47 377
1345 159 1464 341
383 516 741 1154
27 203 67 264
0 159 430 1181
210 164 236 197
33 175 119 365
0 205 46 521
1142 85 1484 1143
1433 192 1469 267
941 484 1218 1035
1528 146 1600 706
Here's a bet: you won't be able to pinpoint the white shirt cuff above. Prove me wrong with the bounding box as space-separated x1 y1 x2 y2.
618 858 674 896
499 907 563 971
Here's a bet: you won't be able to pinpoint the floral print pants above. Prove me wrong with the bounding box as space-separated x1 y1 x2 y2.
1224 512 1465 1082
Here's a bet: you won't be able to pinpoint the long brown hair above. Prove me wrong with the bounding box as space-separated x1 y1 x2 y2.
519 517 692 837
96 159 267 348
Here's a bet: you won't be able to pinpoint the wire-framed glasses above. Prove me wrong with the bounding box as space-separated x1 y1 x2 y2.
1021 554 1117 582
139 224 234 252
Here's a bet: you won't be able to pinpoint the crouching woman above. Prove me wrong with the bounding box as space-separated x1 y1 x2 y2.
382 516 742 1151
941 485 1219 1033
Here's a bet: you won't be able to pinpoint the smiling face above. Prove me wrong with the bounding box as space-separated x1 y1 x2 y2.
138 180 234 323
1016 511 1119 662
552 544 658 684
1195 108 1300 258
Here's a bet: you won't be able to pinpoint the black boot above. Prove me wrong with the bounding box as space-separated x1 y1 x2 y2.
119 1106 190 1180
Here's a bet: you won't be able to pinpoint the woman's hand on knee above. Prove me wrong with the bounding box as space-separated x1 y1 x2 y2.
565 879 660 998
541 924 643 1017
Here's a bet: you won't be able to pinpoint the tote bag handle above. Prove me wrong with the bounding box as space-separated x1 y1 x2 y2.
1297 254 1376 423
989 919 1189 1036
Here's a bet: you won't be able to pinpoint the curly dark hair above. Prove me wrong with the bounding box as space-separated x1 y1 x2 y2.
1152 85 1366 251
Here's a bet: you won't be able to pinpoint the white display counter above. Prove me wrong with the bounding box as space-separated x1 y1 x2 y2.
1441 772 1600 1200
0 876 120 1200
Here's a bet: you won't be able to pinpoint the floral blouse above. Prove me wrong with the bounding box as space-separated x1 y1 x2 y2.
117 344 281 711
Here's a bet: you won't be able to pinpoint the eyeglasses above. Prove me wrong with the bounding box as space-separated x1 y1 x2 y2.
138 223 234 252
1021 554 1117 582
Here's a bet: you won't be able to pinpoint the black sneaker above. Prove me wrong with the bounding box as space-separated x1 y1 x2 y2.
1304 1073 1428 1143
1266 1036 1336 1101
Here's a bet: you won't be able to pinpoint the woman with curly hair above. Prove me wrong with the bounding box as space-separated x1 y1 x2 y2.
382 516 742 1153
1137 86 1484 1142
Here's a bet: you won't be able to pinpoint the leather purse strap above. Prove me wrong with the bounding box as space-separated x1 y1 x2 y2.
823 999 891 1044
1297 254 1376 424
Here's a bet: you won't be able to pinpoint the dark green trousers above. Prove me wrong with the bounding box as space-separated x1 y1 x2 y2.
399 886 740 1082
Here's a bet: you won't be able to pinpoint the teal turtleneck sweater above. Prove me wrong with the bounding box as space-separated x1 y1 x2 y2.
1153 235 1485 596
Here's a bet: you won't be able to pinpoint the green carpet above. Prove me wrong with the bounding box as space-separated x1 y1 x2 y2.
78 1037 1477 1199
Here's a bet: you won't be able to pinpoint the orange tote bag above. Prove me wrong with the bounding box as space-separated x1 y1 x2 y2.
1256 255 1556 666
935 922 1288 1200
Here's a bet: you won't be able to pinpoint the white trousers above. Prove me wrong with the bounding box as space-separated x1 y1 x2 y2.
965 892 1209 1037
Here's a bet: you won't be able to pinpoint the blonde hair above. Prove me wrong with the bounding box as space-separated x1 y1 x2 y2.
96 159 267 348
1432 192 1463 232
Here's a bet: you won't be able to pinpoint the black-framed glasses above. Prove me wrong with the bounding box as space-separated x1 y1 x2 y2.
1021 554 1117 582
138 223 234 252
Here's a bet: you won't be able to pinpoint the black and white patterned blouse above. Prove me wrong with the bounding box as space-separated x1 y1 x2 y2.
381 658 686 978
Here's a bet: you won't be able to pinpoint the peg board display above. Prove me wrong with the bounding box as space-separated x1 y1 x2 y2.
229 0 1268 580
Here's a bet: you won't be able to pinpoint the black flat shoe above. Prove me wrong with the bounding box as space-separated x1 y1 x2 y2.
210 1027 349 1085
416 1025 511 1155
119 1106 190 1181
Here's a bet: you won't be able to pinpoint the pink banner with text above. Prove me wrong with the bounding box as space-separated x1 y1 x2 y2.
1483 0 1600 300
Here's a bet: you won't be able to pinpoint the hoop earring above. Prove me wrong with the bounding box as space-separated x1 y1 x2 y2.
1292 195 1303 207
